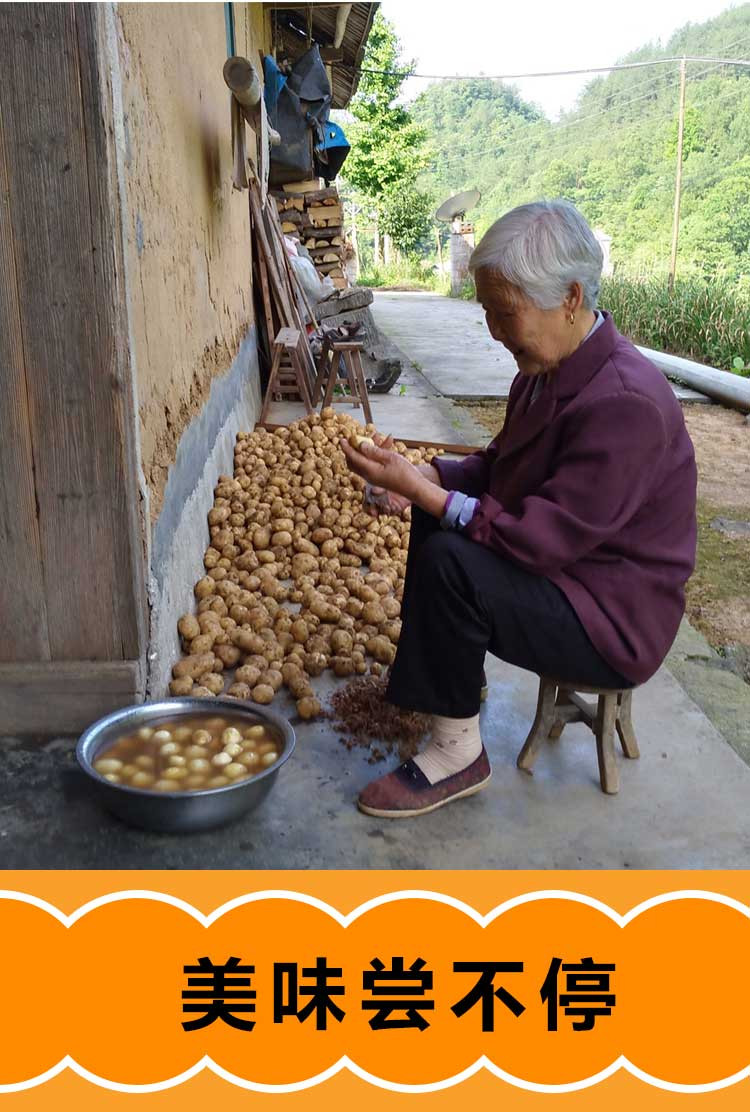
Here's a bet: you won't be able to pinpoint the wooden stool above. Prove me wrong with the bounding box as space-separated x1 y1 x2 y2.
312 337 372 423
516 676 640 795
259 327 313 423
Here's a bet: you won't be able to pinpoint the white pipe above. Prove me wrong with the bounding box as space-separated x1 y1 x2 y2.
638 345 750 413
223 56 261 112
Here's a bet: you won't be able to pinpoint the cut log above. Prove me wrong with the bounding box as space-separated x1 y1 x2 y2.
308 204 342 223
281 222 298 233
309 231 341 244
323 252 340 263
291 186 338 206
316 261 344 275
311 253 343 264
282 178 323 193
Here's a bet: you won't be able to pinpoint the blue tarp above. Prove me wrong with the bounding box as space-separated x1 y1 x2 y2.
262 49 350 184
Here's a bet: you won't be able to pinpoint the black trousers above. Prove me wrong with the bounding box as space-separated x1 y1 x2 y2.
386 507 632 718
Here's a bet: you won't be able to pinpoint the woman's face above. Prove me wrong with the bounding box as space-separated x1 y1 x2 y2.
475 270 573 377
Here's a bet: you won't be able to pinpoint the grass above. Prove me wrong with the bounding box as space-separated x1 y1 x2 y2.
687 497 750 685
600 275 750 372
360 268 750 370
357 259 448 294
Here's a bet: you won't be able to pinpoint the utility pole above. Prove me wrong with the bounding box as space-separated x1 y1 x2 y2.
668 57 687 291
373 211 380 267
350 201 360 280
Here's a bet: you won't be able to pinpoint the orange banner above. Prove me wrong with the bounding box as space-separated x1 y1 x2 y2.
1 871 750 1109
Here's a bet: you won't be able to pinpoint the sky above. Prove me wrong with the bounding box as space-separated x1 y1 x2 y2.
378 0 744 118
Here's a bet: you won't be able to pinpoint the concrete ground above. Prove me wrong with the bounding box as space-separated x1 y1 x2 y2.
264 348 488 448
370 290 712 403
1 290 744 869
371 290 518 398
4 636 750 868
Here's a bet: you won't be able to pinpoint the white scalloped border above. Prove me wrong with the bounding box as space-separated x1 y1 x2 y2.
0 887 748 1095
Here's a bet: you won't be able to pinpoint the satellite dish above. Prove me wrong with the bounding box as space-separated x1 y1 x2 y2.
435 188 481 222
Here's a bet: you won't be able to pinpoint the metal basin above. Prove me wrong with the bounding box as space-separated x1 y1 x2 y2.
76 698 295 833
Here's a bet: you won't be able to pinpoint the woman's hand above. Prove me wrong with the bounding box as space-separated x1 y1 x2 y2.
341 433 449 521
340 434 419 501
364 484 412 517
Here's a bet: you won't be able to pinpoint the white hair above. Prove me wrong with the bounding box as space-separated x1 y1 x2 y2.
469 200 603 310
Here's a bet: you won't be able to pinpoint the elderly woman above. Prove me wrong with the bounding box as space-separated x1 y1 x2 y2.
341 200 697 818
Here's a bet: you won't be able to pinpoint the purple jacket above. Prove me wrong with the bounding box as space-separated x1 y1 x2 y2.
434 313 697 683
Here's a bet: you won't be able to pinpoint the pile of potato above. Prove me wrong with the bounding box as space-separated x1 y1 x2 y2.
170 409 441 719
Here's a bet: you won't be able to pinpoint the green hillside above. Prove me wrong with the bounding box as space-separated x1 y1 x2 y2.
411 4 750 279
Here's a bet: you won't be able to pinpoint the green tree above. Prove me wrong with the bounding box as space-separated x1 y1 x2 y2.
409 4 750 277
681 165 750 272
342 10 430 259
664 106 708 161
379 183 433 253
541 159 579 199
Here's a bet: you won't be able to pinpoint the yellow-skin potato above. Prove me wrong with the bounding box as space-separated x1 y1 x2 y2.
172 652 216 680
170 412 443 703
297 696 322 720
251 683 275 705
198 672 224 695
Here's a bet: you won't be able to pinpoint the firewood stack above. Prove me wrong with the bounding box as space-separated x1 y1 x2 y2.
271 179 348 290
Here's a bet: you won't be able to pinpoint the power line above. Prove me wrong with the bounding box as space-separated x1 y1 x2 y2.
426 42 750 173
346 55 750 82
418 74 748 199
426 51 750 172
549 48 750 138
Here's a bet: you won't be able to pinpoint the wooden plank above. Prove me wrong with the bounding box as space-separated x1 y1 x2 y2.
0 52 51 661
266 200 320 333
0 660 144 735
0 4 144 661
258 424 483 455
252 194 276 346
76 4 148 663
249 178 296 329
265 194 320 352
275 327 301 346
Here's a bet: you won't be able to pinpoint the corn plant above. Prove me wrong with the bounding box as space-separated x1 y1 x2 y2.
599 276 750 371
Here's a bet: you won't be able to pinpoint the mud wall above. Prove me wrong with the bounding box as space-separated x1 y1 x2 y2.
116 1 268 521
112 2 270 693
